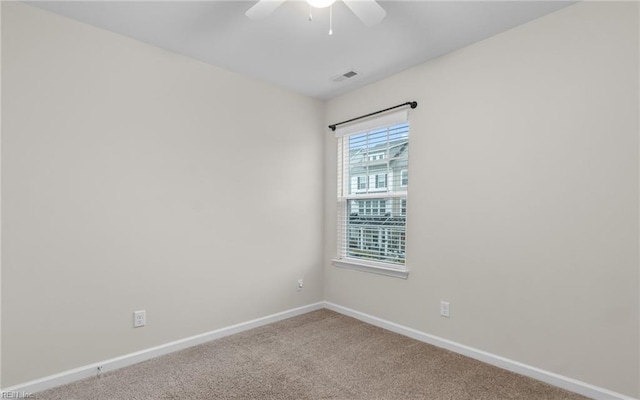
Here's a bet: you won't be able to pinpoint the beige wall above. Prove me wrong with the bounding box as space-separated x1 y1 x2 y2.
1 2 324 387
324 2 639 398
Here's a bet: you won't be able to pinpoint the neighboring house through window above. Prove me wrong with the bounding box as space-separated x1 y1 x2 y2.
333 109 410 279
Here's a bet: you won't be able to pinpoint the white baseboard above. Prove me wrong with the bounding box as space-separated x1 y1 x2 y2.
323 301 637 400
3 301 636 400
1 302 324 395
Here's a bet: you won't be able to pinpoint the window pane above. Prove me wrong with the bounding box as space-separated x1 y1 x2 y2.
376 174 387 188
339 122 409 267
345 197 406 264
347 123 408 195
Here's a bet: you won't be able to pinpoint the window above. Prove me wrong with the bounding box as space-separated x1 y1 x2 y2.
375 174 388 189
351 199 386 216
334 110 410 279
357 176 367 190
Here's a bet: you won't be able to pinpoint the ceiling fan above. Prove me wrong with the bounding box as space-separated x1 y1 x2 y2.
245 0 386 29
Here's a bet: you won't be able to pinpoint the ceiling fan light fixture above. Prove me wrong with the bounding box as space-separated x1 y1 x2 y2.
306 0 336 9
246 0 386 28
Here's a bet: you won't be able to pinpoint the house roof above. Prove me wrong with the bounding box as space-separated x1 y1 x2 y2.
349 138 408 169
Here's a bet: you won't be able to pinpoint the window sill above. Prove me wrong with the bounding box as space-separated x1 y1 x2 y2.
331 258 409 279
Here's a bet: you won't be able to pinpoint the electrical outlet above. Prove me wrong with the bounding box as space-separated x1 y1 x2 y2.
440 301 450 318
133 310 146 328
297 279 303 291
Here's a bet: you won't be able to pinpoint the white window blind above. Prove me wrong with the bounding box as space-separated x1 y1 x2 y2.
335 110 409 274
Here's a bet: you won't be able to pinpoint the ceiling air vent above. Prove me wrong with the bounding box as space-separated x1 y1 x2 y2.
332 70 359 83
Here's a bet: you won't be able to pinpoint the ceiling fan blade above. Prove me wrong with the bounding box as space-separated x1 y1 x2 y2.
343 0 386 27
245 0 286 20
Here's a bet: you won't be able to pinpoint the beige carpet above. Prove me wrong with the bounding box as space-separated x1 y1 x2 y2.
36 309 588 399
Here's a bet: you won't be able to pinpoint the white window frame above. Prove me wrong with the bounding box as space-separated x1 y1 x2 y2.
354 199 387 216
375 173 388 189
357 176 367 190
332 110 410 279
401 169 408 187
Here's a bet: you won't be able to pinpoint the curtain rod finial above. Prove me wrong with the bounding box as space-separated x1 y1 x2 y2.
410 101 418 109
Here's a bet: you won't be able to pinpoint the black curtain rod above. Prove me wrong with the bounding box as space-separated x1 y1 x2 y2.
328 101 418 132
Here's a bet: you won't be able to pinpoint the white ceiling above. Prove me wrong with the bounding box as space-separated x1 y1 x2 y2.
29 1 573 100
